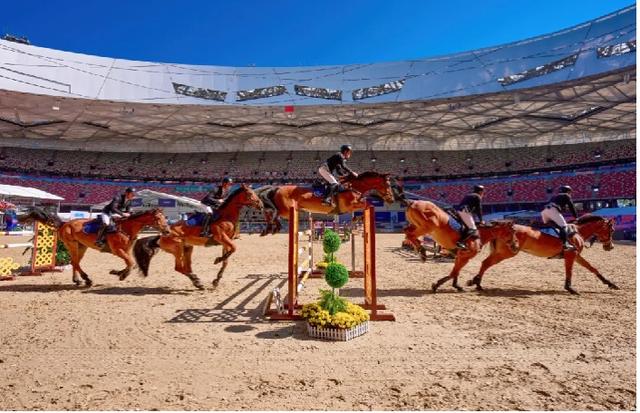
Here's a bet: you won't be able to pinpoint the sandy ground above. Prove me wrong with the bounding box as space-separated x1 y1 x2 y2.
0 233 635 410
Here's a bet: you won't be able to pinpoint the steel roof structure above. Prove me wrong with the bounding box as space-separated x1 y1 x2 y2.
0 5 635 152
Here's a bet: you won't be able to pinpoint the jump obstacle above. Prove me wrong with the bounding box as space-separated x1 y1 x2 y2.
0 222 59 280
264 203 395 321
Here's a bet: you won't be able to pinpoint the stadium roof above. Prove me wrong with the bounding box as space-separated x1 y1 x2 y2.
0 184 64 200
0 5 635 152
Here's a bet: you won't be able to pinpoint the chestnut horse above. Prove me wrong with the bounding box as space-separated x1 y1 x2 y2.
256 172 394 235
467 215 618 294
133 184 263 289
18 207 170 287
403 200 519 292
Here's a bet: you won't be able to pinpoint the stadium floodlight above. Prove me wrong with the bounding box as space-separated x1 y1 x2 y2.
597 40 636 58
172 82 227 102
497 54 578 86
236 85 286 102
294 85 342 101
352 80 405 101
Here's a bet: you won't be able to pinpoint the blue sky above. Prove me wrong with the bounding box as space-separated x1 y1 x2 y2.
1 1 633 66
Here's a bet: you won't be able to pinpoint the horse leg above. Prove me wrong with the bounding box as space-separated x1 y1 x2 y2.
467 242 515 291
213 232 235 265
212 245 229 288
212 233 235 288
404 224 427 262
433 254 471 293
564 252 579 295
272 217 282 235
68 242 85 286
111 247 135 281
181 244 204 290
575 254 619 290
260 210 274 237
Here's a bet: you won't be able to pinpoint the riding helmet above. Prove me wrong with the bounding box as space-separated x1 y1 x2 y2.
222 177 233 184
340 144 353 153
125 187 136 193
473 185 485 193
559 185 572 193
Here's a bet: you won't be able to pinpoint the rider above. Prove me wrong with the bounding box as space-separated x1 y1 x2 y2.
200 177 233 237
96 187 136 247
456 185 485 249
318 144 358 206
541 185 578 251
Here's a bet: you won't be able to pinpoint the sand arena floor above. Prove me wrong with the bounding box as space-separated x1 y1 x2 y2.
0 233 635 410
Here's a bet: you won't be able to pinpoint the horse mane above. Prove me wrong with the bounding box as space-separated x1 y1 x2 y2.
127 208 160 219
217 186 247 210
355 171 387 180
574 214 605 225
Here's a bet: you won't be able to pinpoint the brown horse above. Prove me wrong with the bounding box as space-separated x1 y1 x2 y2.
403 200 519 292
466 215 618 294
18 207 171 287
133 184 263 289
256 172 395 235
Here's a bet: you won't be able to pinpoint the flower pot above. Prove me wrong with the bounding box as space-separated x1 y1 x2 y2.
306 321 369 341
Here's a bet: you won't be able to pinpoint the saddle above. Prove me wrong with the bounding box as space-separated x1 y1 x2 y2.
82 219 117 235
535 223 578 239
185 211 220 227
311 179 349 199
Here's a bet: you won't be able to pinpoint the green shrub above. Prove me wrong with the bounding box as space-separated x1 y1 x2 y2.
55 240 71 266
324 262 349 289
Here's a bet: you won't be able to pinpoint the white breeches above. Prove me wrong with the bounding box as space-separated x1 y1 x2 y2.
100 213 111 225
318 165 338 185
458 211 477 230
541 207 567 228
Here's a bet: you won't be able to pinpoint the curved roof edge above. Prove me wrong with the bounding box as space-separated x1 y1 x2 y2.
0 5 635 106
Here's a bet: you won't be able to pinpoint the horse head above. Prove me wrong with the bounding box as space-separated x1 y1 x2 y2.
237 184 264 211
575 215 615 251
344 172 395 203
127 208 171 236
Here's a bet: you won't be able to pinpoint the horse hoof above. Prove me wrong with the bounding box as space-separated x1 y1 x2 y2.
84 280 93 288
119 274 128 281
608 283 620 290
565 287 579 295
73 279 82 287
454 286 464 292
214 258 222 265
431 283 439 293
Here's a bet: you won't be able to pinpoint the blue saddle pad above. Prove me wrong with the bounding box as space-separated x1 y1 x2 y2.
186 212 206 227
448 216 462 232
539 227 560 238
83 219 102 234
312 181 329 198
186 212 219 227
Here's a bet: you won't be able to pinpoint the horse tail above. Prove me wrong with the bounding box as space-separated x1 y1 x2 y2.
255 185 277 211
133 235 161 277
17 206 63 229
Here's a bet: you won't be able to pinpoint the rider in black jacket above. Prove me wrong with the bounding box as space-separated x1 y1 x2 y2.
456 185 485 249
317 145 358 206
541 185 578 251
199 177 233 237
96 187 136 247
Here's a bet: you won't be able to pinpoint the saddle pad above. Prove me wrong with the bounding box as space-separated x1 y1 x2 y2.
82 219 117 235
186 211 220 227
186 212 206 227
448 216 462 232
82 219 102 234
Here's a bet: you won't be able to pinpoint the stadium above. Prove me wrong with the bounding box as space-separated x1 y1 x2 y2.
0 3 636 411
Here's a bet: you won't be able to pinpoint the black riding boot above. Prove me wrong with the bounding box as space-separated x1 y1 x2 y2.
559 226 575 251
200 213 212 237
456 227 469 250
323 184 338 206
95 224 108 247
